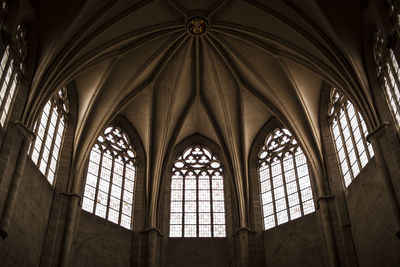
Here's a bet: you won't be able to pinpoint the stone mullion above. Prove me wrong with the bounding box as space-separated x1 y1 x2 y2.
354 108 372 160
0 61 16 120
196 169 199 237
44 110 61 179
119 162 127 226
37 104 53 170
343 102 362 172
105 154 115 221
387 60 400 105
269 161 278 227
182 167 186 237
280 155 290 221
336 110 355 182
382 74 396 111
293 149 305 216
28 111 42 156
384 66 400 127
209 169 214 237
93 147 104 214
0 55 12 94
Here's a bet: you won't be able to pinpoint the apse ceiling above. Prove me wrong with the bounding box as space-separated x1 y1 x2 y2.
28 0 367 182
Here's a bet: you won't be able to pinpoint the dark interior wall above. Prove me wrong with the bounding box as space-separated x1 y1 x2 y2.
263 213 325 267
345 159 400 267
165 238 229 267
0 159 53 266
70 211 132 267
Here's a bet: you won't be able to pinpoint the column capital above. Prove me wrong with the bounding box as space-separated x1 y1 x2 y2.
143 227 163 237
233 227 255 237
61 192 82 206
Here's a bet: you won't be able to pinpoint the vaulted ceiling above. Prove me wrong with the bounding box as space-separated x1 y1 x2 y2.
24 0 372 206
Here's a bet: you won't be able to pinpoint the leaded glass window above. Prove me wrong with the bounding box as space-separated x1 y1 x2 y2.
329 89 374 187
29 88 69 185
82 125 137 230
0 26 26 127
374 28 400 129
258 127 315 230
169 145 226 238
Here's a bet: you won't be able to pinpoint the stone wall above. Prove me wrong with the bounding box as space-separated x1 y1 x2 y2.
0 159 53 266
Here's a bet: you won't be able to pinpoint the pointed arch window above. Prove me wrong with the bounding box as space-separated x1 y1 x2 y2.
82 125 137 230
383 49 400 127
373 29 400 129
169 145 226 238
258 128 315 230
29 88 69 185
329 89 374 187
0 25 26 128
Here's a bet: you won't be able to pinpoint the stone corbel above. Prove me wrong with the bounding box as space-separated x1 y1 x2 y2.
366 122 391 143
13 121 35 142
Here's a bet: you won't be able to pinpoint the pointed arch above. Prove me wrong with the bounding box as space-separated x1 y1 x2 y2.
159 134 238 237
328 88 374 187
0 25 27 128
81 120 143 230
249 118 316 231
28 87 69 185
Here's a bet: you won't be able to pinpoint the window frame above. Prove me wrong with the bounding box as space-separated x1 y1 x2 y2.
256 127 315 230
28 87 69 185
0 25 26 129
81 124 138 230
328 88 374 188
168 144 227 238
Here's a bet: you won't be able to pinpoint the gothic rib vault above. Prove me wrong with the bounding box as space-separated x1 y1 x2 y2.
23 0 376 229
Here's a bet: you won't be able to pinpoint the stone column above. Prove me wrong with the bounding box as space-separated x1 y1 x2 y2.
233 227 252 267
145 227 163 267
367 123 400 239
0 121 34 239
58 193 81 267
316 195 339 267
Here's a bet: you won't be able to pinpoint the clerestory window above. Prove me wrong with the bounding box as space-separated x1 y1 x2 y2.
169 145 226 238
329 89 374 187
258 127 315 230
29 88 69 185
82 125 137 230
0 25 26 128
378 47 400 129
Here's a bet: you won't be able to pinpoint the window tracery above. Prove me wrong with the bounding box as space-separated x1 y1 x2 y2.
169 145 226 238
387 0 400 38
29 88 69 185
82 125 136 230
328 89 374 187
258 127 315 230
0 25 26 127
